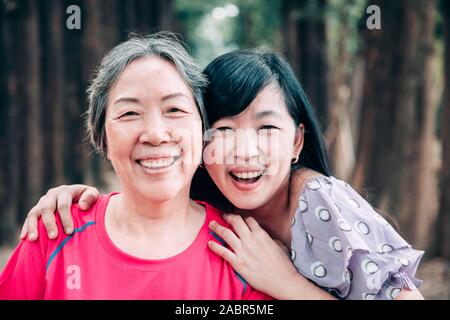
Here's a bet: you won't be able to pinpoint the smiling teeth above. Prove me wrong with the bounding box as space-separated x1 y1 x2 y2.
233 171 262 179
140 158 175 169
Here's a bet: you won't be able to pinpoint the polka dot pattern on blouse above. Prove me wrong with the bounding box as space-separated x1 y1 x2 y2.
290 176 424 300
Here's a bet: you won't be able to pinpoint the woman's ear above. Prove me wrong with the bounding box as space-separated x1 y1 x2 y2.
104 140 110 160
292 123 305 159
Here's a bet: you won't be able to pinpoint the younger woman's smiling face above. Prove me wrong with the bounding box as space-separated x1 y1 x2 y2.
203 83 304 210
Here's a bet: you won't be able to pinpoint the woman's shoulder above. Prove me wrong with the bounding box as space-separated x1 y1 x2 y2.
194 200 227 225
47 192 111 233
290 168 325 195
291 172 398 245
291 170 370 212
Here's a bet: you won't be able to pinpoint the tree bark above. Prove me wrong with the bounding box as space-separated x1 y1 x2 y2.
3 0 42 224
62 0 86 185
281 0 328 128
119 0 174 36
352 0 438 248
434 0 450 258
39 0 65 190
0 1 16 243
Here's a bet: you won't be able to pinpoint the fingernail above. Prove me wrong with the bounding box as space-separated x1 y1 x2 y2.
29 232 36 240
65 227 73 234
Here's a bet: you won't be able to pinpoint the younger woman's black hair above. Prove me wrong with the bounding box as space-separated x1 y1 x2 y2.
190 49 331 211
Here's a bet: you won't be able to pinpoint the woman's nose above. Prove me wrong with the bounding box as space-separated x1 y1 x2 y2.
234 129 259 163
139 114 171 146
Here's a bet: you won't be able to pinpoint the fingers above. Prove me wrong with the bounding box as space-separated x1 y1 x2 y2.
19 219 28 240
244 216 270 242
57 191 74 234
25 206 41 241
77 186 99 211
222 214 251 239
39 191 59 239
25 191 58 241
25 188 59 240
208 220 242 252
208 240 237 266
23 199 46 241
20 184 97 242
41 209 58 239
244 216 261 232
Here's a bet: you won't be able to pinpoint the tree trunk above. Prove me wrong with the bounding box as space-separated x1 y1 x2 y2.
323 3 356 180
352 0 438 248
119 0 174 36
81 0 121 187
39 0 65 190
3 0 42 224
0 1 16 243
434 0 450 259
26 0 44 214
281 0 328 128
62 0 86 185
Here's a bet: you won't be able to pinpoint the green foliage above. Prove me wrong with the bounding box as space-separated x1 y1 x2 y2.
175 0 281 67
327 0 368 59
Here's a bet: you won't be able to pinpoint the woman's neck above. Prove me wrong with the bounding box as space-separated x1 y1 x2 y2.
106 190 205 259
235 174 295 247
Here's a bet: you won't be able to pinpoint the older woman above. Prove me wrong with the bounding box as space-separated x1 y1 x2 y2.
0 33 270 299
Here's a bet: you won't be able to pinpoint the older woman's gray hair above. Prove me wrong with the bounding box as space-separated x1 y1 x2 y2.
86 31 209 154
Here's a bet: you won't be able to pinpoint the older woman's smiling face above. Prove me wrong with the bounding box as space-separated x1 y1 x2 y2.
105 56 203 202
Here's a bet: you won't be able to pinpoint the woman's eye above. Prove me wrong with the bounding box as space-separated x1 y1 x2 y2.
120 111 139 118
215 127 235 132
259 125 279 131
216 127 234 131
166 107 185 113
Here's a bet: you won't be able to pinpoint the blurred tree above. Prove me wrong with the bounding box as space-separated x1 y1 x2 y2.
324 0 367 179
352 0 439 248
0 0 15 243
235 0 281 48
62 0 85 186
281 0 328 128
176 0 280 67
0 0 176 245
39 0 65 191
435 0 450 259
119 0 174 37
2 0 42 225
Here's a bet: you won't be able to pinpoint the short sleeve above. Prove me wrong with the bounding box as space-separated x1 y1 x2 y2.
0 238 47 299
290 176 424 300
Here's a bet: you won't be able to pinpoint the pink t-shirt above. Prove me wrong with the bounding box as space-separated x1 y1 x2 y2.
0 193 272 300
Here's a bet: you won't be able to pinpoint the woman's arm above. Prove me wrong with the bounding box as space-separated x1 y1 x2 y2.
208 214 426 300
208 214 336 300
20 185 99 241
395 288 424 300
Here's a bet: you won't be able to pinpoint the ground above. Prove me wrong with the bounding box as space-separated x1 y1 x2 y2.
0 245 448 299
